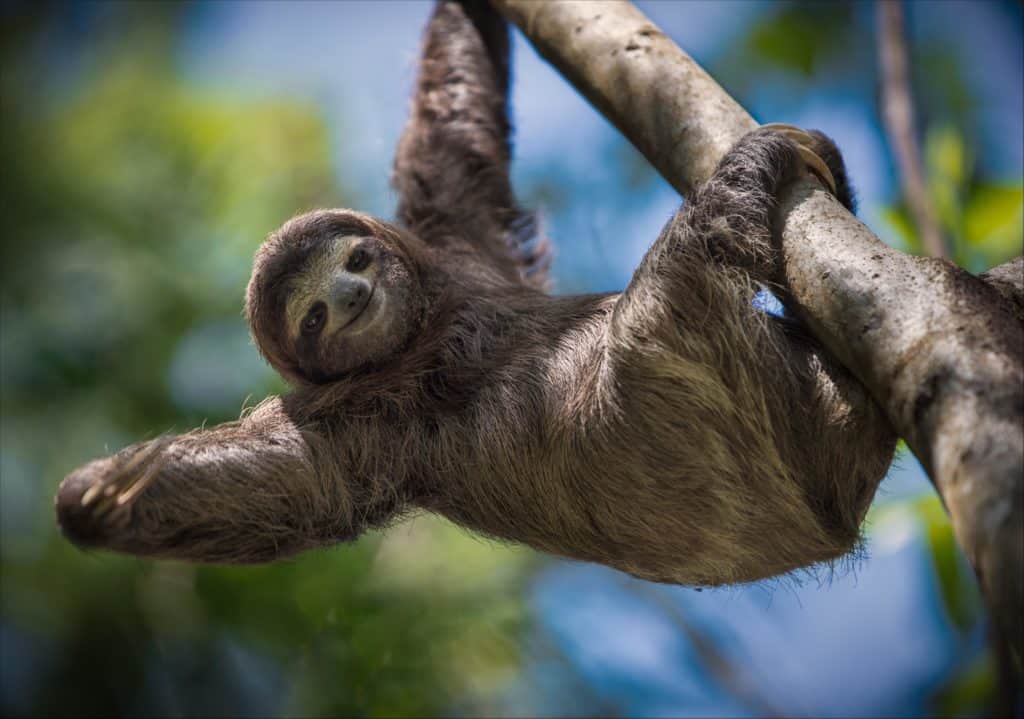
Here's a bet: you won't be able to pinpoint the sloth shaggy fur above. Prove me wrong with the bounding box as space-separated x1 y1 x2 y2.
56 0 896 585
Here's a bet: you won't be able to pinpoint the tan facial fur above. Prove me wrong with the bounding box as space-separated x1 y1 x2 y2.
284 235 381 341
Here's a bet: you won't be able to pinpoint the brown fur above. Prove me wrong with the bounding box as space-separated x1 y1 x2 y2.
55 0 896 585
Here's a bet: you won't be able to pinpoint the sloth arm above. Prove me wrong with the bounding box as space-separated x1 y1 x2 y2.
392 0 549 287
434 130 892 583
55 397 372 564
438 131 820 531
608 127 846 362
600 129 853 481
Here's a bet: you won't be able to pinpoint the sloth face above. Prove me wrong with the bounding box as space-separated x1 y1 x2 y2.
246 209 427 385
284 232 417 382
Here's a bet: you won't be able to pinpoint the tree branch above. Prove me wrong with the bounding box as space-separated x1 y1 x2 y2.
981 256 1024 322
876 0 950 259
492 0 1023 662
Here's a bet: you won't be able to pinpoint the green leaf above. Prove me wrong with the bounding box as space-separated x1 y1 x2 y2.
964 182 1024 267
931 651 996 717
747 10 818 76
744 6 853 77
925 126 969 189
924 126 970 246
879 205 920 254
910 495 980 631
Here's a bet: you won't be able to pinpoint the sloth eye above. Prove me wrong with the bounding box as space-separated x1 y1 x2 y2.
346 247 371 273
302 303 327 335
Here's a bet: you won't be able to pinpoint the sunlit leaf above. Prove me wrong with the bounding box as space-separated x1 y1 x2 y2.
964 182 1024 267
924 126 970 247
910 495 980 631
931 651 995 717
925 126 969 189
879 205 921 254
744 6 852 77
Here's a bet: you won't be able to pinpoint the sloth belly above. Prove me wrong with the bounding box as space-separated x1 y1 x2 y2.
433 398 852 587
426 319 879 586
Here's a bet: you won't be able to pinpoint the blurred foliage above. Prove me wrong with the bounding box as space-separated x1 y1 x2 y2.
933 652 998 718
867 473 995 716
0 5 532 717
908 495 982 633
884 127 1019 270
882 125 1023 269
2 1 1019 717
745 3 856 77
866 494 979 635
713 1 863 99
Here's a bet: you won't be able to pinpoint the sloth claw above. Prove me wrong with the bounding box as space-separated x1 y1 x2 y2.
80 436 170 521
760 123 839 197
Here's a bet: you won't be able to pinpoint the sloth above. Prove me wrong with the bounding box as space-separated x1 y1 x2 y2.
55 0 896 585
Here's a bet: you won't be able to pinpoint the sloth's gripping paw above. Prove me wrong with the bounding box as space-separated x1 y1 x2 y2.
56 436 171 546
760 123 839 197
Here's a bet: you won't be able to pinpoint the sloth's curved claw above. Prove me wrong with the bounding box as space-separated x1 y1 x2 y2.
760 123 838 197
794 144 839 197
82 436 170 521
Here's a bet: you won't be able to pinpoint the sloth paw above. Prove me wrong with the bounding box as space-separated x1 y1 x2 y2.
760 123 839 197
56 436 171 545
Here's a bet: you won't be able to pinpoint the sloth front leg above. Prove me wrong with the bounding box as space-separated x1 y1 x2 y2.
614 125 851 335
596 127 888 583
680 124 850 284
54 398 371 563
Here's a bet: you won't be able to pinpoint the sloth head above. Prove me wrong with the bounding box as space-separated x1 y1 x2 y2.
246 209 431 385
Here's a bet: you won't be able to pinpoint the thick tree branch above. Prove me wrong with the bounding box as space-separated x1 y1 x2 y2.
876 0 950 259
981 256 1024 322
492 0 1023 661
494 0 755 195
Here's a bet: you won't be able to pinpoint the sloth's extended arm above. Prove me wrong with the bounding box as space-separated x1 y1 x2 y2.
392 0 549 287
55 398 369 563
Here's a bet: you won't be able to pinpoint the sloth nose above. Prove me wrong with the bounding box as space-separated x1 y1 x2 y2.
330 275 371 313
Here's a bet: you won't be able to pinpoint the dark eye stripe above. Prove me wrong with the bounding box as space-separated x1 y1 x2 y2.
302 302 327 335
346 247 370 272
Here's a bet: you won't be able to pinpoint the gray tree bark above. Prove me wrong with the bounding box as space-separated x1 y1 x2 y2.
490 0 1023 662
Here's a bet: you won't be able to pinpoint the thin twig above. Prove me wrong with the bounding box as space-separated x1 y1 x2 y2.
877 0 950 259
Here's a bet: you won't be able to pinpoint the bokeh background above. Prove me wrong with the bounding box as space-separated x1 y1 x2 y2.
2 1 1022 716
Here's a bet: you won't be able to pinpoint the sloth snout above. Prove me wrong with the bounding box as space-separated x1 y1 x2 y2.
330 275 372 329
331 275 369 309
